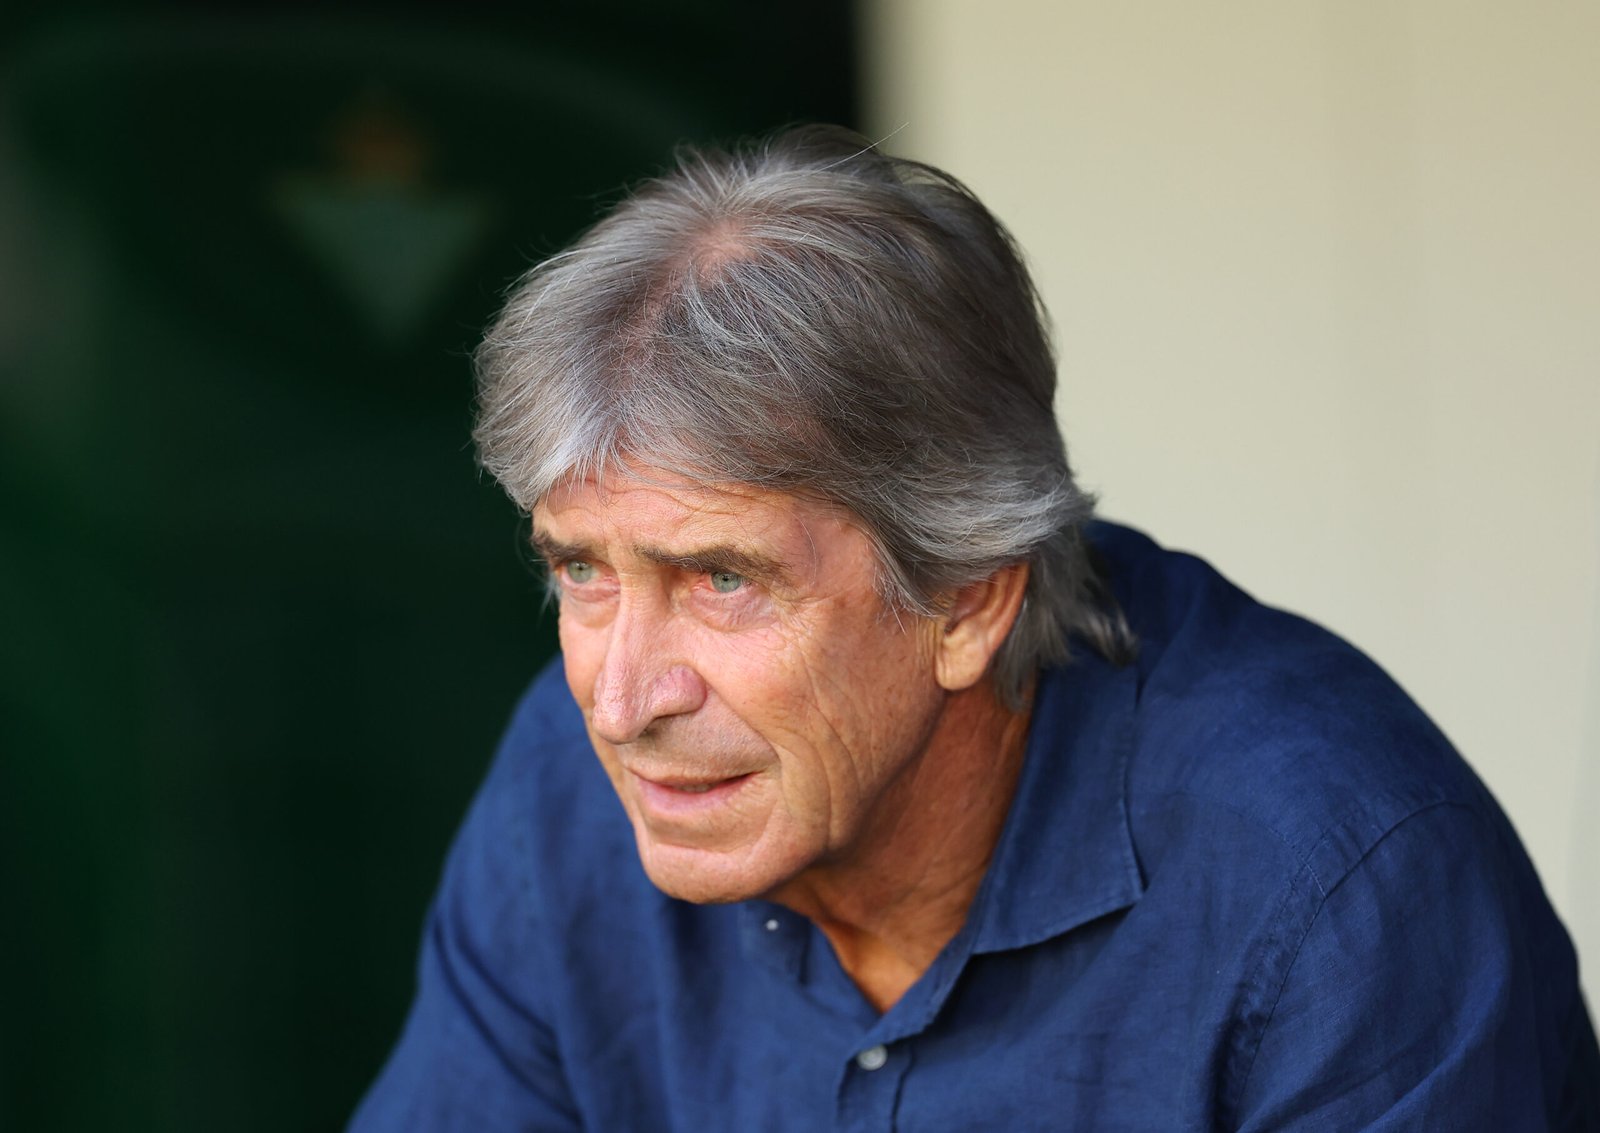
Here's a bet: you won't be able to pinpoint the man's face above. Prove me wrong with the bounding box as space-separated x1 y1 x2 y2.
532 467 948 905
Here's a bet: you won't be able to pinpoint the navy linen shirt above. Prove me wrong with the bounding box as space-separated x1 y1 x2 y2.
351 524 1599 1131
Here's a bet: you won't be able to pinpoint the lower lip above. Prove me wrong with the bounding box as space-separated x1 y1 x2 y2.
634 772 755 817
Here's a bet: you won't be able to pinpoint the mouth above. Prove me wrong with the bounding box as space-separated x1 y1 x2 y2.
630 770 756 818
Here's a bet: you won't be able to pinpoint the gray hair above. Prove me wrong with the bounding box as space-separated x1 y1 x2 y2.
474 125 1134 705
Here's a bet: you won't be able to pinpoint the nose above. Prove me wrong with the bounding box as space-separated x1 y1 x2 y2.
587 601 707 745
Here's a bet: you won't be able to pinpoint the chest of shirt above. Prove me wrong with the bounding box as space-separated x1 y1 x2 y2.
538 884 1282 1133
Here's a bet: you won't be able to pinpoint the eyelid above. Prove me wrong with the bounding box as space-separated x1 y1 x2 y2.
549 555 604 590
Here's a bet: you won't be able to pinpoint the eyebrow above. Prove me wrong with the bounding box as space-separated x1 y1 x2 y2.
530 531 594 567
530 530 795 589
640 544 794 588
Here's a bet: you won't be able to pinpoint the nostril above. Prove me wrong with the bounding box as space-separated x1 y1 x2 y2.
652 666 708 718
590 663 706 744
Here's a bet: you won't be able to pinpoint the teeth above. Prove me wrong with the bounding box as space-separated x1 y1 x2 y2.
675 783 714 794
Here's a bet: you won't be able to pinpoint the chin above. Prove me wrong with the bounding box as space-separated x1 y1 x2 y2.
634 837 796 906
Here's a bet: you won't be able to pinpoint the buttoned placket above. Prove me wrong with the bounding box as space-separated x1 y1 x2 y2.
827 901 993 1131
834 1036 912 1131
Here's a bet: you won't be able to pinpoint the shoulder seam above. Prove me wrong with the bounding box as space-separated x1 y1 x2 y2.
1157 787 1325 894
1225 798 1486 1124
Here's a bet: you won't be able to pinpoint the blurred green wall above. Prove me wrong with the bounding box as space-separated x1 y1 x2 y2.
0 5 856 1129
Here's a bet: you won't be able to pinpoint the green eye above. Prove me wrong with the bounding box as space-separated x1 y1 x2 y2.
563 561 596 584
710 571 744 593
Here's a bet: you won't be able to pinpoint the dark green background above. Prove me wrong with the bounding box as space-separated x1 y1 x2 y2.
0 5 856 1128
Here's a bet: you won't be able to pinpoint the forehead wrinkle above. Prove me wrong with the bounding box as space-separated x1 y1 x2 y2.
530 522 797 590
534 472 846 588
530 528 592 563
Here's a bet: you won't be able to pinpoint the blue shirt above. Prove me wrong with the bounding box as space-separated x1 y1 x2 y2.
350 524 1599 1131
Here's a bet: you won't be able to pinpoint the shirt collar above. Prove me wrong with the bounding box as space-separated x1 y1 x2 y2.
968 650 1145 953
734 648 1146 972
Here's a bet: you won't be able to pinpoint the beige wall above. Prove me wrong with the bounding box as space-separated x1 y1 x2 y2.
863 1 1600 991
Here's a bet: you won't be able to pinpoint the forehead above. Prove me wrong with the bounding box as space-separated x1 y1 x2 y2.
532 469 866 577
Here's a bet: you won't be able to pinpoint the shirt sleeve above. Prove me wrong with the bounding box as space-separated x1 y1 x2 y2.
346 730 582 1133
1232 800 1598 1132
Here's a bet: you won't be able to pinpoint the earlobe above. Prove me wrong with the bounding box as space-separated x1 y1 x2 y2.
934 563 1030 692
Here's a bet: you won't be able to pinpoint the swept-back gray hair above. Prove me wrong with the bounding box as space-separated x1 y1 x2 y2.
474 125 1133 704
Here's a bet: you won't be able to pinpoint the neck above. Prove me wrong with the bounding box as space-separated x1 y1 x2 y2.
767 679 1034 1012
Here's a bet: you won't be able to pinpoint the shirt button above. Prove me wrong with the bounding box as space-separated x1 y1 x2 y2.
855 1045 888 1071
764 918 780 932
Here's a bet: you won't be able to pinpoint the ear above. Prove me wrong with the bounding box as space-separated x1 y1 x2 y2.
934 562 1030 692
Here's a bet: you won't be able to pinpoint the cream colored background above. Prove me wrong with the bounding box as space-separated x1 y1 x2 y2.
862 1 1599 994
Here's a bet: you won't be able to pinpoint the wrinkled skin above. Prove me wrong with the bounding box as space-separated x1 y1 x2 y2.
533 469 952 907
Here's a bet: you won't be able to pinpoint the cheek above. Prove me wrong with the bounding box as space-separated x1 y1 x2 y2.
676 628 827 758
808 619 942 746
557 614 604 710
806 595 934 684
697 626 806 708
714 615 939 763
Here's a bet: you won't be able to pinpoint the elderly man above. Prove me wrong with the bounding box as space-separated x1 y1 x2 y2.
350 127 1597 1130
